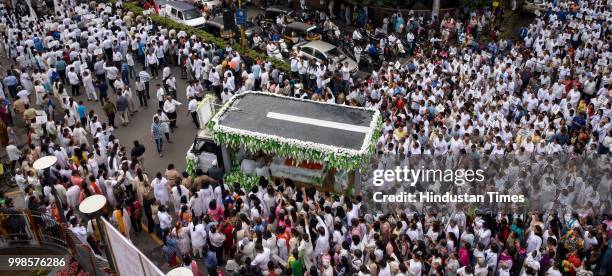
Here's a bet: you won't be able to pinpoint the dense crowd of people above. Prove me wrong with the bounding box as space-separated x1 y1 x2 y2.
0 0 610 275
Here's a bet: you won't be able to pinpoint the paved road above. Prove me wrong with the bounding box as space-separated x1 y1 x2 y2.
0 59 201 179
0 53 203 273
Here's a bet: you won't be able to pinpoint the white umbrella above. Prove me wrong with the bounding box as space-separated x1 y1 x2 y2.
166 267 193 276
32 156 58 170
78 194 107 215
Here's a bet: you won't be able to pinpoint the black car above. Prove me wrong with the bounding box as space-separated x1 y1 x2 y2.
262 5 294 23
203 16 263 39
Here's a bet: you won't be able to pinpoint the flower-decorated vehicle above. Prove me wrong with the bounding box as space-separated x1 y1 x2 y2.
199 91 382 194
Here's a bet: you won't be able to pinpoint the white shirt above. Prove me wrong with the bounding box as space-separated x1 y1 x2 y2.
209 70 220 86
152 177 169 204
156 88 165 101
163 99 181 113
189 223 207 248
158 211 172 230
221 91 233 103
6 144 21 161
341 65 350 80
69 224 88 243
188 99 198 113
66 185 81 210
408 259 422 276
250 247 270 270
146 54 158 65
526 232 542 253
67 71 80 85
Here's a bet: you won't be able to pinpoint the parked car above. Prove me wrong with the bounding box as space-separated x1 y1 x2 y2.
282 22 320 45
203 16 262 39
293 41 358 75
203 16 235 39
523 0 549 14
262 5 294 23
158 1 206 28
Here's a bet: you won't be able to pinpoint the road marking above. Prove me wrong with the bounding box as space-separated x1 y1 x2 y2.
141 223 163 246
5 190 21 196
266 112 369 133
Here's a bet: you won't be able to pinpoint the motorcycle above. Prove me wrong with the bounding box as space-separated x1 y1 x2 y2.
299 9 317 24
324 30 343 47
352 29 366 45
385 36 407 58
252 35 265 50
368 43 386 69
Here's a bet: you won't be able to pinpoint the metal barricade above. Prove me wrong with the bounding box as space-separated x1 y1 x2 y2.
29 210 69 251
0 208 37 248
65 230 109 276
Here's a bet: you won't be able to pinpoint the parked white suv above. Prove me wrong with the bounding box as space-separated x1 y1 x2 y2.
523 0 550 14
158 1 206 28
293 41 358 75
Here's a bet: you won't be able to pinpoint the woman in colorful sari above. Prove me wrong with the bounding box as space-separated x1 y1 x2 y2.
287 249 304 276
111 204 132 240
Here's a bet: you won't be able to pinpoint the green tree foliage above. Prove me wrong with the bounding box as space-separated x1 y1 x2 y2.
118 1 291 73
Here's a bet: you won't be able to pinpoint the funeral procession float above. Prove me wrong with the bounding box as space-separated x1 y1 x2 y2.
186 91 383 195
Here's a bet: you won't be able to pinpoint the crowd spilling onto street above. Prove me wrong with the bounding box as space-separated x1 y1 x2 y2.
0 0 610 275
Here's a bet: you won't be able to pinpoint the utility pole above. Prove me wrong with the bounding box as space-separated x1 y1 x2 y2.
432 0 440 20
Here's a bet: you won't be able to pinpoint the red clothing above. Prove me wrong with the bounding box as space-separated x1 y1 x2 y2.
222 224 234 249
70 175 84 187
128 201 143 223
277 232 290 251
396 97 405 110
458 247 470 267
90 182 102 195
207 204 224 222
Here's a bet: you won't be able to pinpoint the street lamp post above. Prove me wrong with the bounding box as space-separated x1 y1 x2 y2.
79 194 116 274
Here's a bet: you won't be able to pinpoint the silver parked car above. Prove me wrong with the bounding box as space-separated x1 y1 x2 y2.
523 0 550 14
293 41 358 75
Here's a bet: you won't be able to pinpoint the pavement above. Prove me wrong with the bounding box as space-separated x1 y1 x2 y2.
0 59 201 182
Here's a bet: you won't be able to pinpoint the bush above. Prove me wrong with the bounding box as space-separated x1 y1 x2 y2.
118 1 291 73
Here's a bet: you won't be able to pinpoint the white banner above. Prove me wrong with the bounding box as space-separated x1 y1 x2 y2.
102 218 164 276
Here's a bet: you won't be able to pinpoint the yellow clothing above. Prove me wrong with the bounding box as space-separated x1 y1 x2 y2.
393 128 408 141
70 154 88 166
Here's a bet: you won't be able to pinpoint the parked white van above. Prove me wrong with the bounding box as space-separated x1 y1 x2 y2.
158 1 206 28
